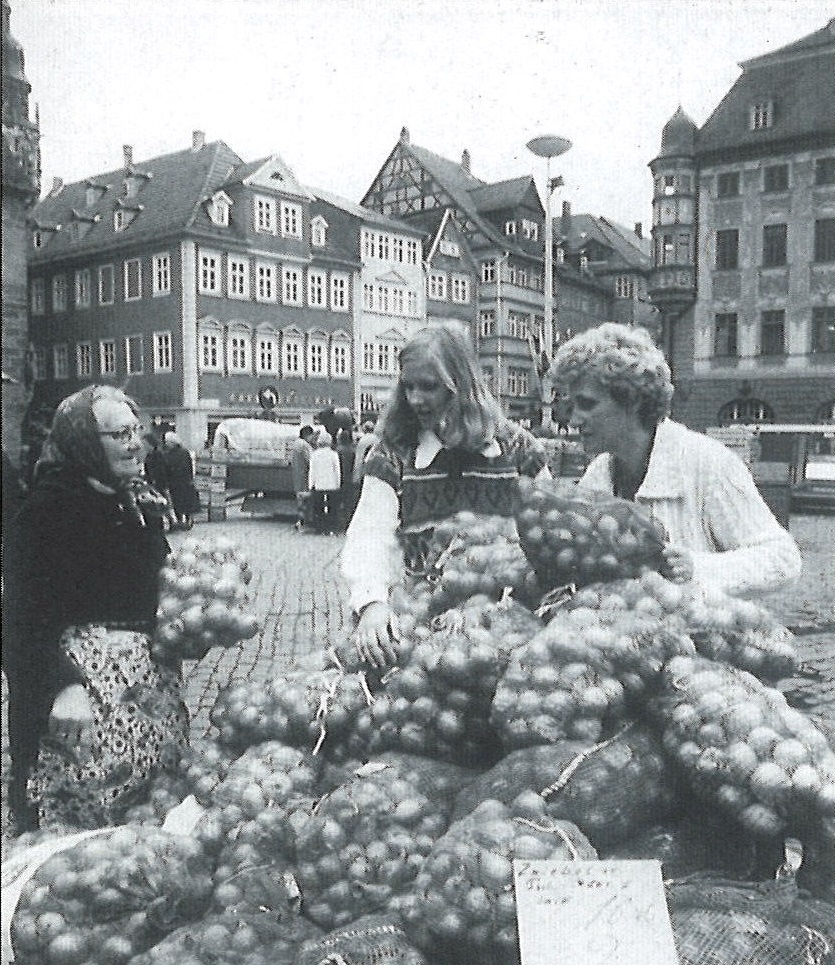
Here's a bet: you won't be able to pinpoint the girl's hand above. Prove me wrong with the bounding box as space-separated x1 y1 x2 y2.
354 601 401 668
49 684 93 755
661 544 695 584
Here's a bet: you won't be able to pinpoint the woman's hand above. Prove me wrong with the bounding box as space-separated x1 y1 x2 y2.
354 601 401 668
49 684 93 756
661 544 695 584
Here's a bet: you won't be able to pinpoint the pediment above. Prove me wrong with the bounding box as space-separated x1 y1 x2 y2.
376 269 408 285
243 155 314 201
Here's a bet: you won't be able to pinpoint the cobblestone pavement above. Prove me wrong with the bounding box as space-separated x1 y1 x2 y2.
3 509 833 842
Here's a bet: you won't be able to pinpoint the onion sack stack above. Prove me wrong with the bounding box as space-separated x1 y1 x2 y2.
153 536 259 663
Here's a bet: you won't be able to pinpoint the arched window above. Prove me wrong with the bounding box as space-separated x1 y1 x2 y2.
717 398 774 426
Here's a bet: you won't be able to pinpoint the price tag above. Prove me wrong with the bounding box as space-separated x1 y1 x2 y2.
513 860 678 965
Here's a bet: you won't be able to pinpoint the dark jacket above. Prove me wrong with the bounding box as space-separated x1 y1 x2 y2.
163 444 199 516
144 446 170 491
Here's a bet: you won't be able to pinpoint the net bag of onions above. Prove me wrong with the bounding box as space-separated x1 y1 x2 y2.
667 876 835 965
295 912 428 965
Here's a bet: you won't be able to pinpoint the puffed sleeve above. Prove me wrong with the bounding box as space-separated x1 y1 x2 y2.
691 448 802 597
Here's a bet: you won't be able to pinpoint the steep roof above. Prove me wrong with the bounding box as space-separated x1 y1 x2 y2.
658 106 698 158
469 176 535 213
30 140 243 260
309 186 424 235
698 20 835 158
561 213 650 270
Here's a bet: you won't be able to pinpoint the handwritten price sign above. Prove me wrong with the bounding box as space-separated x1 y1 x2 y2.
513 860 678 965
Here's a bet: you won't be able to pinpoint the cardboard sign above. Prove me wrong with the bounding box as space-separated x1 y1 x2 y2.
513 859 678 965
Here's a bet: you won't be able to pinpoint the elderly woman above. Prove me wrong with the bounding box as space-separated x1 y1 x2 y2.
341 323 549 667
550 323 801 597
2 385 186 831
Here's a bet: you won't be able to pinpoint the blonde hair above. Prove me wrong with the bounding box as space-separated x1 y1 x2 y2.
551 323 673 427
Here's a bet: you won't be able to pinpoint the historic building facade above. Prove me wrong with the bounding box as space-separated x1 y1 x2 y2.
2 0 40 469
27 138 363 450
649 19 835 431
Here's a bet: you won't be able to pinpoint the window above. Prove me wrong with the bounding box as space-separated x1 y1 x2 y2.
814 219 835 262
363 283 374 311
227 331 250 373
762 224 787 267
719 398 774 425
760 310 785 356
615 275 635 298
281 202 302 238
428 272 447 300
76 342 93 377
308 271 326 308
99 340 116 375
715 229 739 270
392 286 405 315
392 237 405 262
811 307 835 353
308 338 326 375
508 311 529 339
406 239 419 265
750 101 773 130
124 258 142 301
378 284 390 314
199 250 221 295
254 196 276 233
200 331 222 372
311 217 327 247
507 366 529 396
481 261 496 283
377 234 390 261
282 266 301 305
662 175 675 196
282 335 302 375
53 343 69 380
114 210 127 232
763 164 789 193
479 310 495 337
504 221 517 236
152 253 171 295
451 274 470 303
31 278 45 314
228 257 249 299
331 273 348 311
125 335 143 374
407 291 417 316
33 230 43 249
714 313 738 356
676 233 691 263
717 172 740 197
154 332 173 372
363 342 374 372
814 158 835 186
99 265 115 305
256 261 276 302
331 340 349 377
521 220 539 241
257 333 279 374
439 239 460 257
377 342 394 373
209 195 230 226
31 347 46 381
52 274 67 312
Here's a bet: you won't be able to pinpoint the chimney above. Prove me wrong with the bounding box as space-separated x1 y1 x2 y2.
49 176 63 197
192 130 205 151
561 200 571 235
399 126 410 145
461 149 471 174
634 221 643 239
123 144 133 169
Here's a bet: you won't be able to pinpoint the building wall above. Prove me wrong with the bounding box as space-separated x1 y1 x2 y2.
1 189 32 464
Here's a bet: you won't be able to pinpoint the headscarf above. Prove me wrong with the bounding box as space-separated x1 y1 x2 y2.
34 385 164 524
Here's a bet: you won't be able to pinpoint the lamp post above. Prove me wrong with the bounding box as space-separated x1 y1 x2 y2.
526 134 572 428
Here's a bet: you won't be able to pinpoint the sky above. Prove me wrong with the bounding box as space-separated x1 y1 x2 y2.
10 0 831 232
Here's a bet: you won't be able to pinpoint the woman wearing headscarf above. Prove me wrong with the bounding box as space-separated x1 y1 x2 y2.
2 385 186 832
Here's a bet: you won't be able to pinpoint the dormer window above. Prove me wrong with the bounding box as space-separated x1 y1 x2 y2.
114 210 128 232
751 101 774 131
522 220 539 241
505 221 517 236
208 192 232 227
311 216 328 247
33 230 43 249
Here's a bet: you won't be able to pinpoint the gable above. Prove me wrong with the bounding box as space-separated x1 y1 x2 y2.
243 155 313 201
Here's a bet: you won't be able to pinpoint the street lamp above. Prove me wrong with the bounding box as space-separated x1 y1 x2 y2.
526 134 572 428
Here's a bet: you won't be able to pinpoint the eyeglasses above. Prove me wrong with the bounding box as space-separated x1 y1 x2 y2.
99 423 144 443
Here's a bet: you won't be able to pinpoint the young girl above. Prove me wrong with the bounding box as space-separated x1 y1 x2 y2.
341 323 548 667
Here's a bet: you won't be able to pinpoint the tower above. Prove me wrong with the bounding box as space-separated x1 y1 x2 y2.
648 106 698 395
2 0 41 468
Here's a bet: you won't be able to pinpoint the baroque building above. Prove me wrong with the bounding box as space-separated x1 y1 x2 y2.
649 18 835 430
2 0 40 470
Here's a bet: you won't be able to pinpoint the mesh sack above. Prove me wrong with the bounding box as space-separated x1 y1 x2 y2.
451 723 678 848
129 907 323 965
667 877 835 965
211 670 371 761
295 912 428 965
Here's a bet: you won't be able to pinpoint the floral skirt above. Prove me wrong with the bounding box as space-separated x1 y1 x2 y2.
29 625 189 830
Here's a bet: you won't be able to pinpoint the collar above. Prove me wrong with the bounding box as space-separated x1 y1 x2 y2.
414 429 501 469
634 419 686 498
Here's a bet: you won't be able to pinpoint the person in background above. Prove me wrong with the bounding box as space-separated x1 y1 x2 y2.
144 433 177 531
341 323 549 667
308 430 341 534
1 385 185 832
291 425 316 531
163 431 200 530
352 420 377 488
335 427 357 531
550 322 801 597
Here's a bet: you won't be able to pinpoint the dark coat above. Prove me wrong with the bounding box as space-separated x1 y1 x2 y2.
144 446 170 491
163 444 199 516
